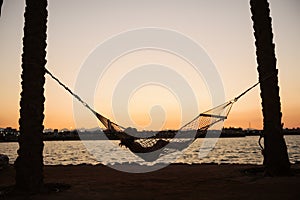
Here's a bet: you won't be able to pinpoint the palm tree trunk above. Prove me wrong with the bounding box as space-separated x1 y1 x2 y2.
15 0 48 192
250 0 290 176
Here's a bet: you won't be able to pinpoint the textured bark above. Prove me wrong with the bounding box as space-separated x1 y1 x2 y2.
250 0 290 176
15 0 48 193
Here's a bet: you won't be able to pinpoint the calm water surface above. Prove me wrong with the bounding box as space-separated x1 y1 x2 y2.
1 136 299 165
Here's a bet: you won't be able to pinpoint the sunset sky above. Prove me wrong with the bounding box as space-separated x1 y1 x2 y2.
0 0 299 131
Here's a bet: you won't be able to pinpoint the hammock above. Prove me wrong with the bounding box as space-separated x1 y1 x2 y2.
45 68 263 161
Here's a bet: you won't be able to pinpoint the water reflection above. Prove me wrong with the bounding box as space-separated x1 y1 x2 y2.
1 136 299 165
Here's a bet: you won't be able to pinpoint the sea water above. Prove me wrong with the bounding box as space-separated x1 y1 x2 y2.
1 136 299 165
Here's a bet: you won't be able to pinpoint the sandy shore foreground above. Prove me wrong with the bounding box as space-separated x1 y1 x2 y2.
1 163 300 200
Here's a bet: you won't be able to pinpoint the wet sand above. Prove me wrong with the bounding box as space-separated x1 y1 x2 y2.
1 163 300 200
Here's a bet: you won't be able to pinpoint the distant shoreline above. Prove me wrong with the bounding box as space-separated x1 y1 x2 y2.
1 133 299 143
1 127 299 143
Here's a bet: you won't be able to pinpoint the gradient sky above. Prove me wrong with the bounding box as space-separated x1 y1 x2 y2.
0 0 299 130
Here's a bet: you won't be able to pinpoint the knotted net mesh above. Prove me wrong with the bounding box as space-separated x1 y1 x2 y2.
95 100 235 153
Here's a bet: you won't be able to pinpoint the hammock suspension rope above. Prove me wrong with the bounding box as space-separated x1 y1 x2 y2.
45 67 273 160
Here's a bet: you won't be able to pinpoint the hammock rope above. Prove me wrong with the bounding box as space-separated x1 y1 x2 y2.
45 67 272 159
45 68 125 132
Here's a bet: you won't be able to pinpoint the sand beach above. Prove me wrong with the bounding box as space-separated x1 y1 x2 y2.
1 163 300 200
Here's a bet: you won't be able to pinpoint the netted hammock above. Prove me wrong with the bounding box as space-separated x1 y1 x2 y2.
96 100 234 151
45 68 260 161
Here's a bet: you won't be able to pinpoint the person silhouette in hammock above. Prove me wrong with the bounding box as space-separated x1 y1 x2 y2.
119 128 169 153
